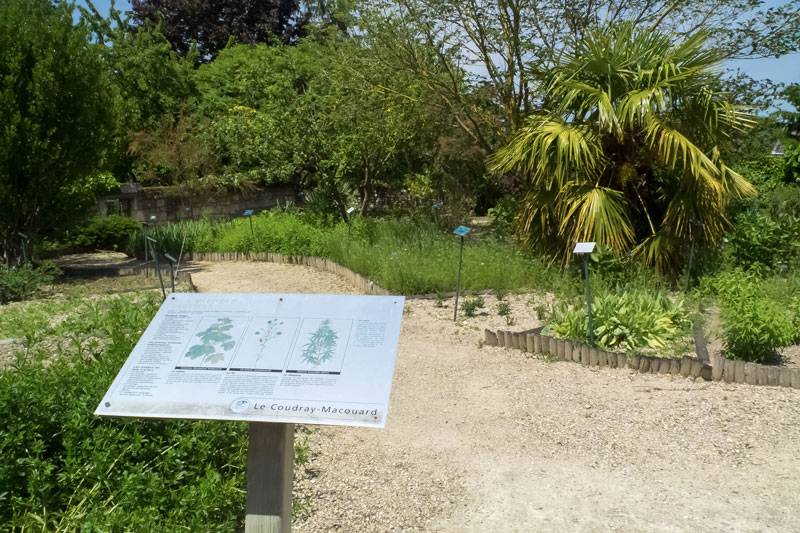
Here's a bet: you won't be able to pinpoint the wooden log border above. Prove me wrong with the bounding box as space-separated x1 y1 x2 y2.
483 329 800 389
189 252 391 295
186 254 799 390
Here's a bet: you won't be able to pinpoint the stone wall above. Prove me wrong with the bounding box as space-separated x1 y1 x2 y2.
97 184 297 224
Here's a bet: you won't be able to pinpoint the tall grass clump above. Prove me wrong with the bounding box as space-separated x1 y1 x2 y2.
132 212 575 294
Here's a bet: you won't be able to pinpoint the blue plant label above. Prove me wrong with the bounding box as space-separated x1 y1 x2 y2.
453 225 471 236
243 209 254 216
95 293 406 428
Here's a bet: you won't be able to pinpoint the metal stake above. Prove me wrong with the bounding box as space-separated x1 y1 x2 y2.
148 237 166 299
584 255 594 347
453 235 465 321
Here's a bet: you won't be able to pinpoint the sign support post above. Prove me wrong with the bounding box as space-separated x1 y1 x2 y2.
573 242 596 347
244 210 255 239
452 226 471 321
246 422 294 533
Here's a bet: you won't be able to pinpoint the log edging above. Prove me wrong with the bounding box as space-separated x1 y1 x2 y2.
483 328 799 388
188 252 391 295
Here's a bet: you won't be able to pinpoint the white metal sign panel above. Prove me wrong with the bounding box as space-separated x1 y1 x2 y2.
573 242 596 254
95 293 405 428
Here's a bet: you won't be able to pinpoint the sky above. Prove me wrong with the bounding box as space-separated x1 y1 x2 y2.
85 0 799 85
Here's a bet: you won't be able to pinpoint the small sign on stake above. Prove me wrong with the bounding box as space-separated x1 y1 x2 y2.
573 242 596 346
452 226 471 320
96 293 405 532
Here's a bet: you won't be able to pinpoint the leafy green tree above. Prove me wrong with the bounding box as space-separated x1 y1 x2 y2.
130 0 307 60
490 24 755 273
83 4 198 179
362 0 800 151
0 0 114 263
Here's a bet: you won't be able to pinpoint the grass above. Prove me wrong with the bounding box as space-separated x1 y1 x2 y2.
131 212 579 295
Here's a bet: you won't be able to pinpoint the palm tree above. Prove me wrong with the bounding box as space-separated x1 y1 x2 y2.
490 23 756 273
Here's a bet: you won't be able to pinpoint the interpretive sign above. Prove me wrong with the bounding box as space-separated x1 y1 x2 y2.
96 292 405 428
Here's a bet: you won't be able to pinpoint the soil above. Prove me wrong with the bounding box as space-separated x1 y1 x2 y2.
192 261 800 532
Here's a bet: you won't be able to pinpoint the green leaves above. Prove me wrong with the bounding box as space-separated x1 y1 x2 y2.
490 22 755 273
545 289 691 353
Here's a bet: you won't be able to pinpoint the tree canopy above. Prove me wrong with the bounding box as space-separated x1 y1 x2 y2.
130 0 308 60
0 0 114 262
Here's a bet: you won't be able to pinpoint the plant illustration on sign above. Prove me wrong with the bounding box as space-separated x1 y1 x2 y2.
254 319 284 362
185 318 236 365
301 320 338 366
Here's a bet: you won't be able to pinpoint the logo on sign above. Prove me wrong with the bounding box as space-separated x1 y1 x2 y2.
230 398 250 413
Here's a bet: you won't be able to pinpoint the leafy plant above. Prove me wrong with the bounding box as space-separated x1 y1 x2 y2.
702 269 796 362
461 295 485 317
496 301 514 325
545 290 691 353
726 210 800 272
0 262 60 304
69 215 142 252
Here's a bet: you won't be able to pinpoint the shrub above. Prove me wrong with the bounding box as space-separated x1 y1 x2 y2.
0 262 60 304
70 215 142 252
702 269 796 362
544 289 691 353
461 295 484 317
726 210 800 272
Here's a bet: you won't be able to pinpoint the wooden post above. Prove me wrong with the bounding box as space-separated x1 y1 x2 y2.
638 356 649 373
669 358 680 375
734 360 746 383
246 423 293 533
680 357 692 377
526 334 535 353
744 363 757 385
711 354 724 381
533 335 541 354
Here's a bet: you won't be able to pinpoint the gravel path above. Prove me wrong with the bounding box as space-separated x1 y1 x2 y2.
192 261 800 532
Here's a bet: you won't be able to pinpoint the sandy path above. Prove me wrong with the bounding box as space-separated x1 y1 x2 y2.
192 261 800 532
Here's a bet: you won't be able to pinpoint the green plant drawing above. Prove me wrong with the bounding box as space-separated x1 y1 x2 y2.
301 320 338 366
254 319 284 362
185 318 236 365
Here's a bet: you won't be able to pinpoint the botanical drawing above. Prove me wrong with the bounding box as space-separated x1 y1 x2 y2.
301 320 338 366
185 318 235 365
253 319 284 362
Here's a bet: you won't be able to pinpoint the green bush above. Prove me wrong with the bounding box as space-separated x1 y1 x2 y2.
0 293 250 530
785 142 800 184
544 289 691 353
702 269 796 362
726 210 800 272
70 215 142 252
0 262 60 304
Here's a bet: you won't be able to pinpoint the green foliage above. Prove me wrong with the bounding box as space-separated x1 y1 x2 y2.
726 210 800 272
461 295 485 317
0 0 115 261
0 290 317 528
702 270 795 362
0 293 245 530
785 142 800 184
545 290 691 353
0 263 60 304
490 23 754 273
69 215 142 253
132 213 573 295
